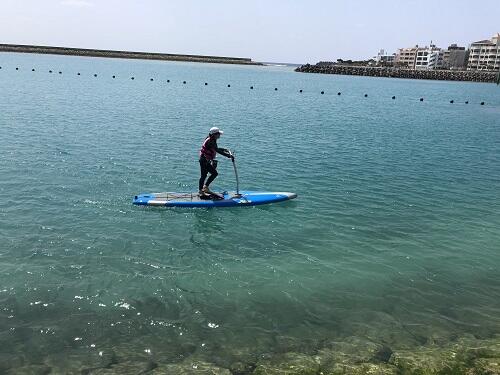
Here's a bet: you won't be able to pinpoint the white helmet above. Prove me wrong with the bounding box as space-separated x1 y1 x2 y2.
209 126 223 135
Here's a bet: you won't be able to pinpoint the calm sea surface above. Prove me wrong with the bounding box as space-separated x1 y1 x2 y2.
1 53 500 370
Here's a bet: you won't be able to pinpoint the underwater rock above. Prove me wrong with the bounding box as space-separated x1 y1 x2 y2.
390 347 465 374
373 345 394 363
5 364 52 375
319 336 387 364
194 332 271 369
152 360 231 374
338 310 422 348
87 359 157 374
316 337 398 374
470 357 500 374
461 335 500 374
210 345 260 371
0 353 24 372
462 335 500 359
386 335 500 374
323 363 398 375
229 360 256 374
45 350 118 374
252 352 320 375
274 334 319 355
317 335 500 374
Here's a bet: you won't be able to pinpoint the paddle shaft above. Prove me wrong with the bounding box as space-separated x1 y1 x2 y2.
230 152 240 195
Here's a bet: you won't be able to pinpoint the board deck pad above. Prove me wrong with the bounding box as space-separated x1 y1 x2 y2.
133 191 297 208
199 192 224 200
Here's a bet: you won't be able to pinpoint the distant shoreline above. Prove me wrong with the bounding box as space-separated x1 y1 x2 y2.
0 43 263 66
296 63 499 83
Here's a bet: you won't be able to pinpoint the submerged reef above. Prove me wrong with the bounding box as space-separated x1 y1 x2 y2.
3 334 500 374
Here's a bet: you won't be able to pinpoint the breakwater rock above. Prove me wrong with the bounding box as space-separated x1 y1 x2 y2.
295 63 498 83
0 43 262 66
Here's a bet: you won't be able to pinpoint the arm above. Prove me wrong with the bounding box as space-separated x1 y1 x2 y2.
216 147 232 158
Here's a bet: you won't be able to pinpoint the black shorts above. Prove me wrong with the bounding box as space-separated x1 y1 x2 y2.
199 157 218 175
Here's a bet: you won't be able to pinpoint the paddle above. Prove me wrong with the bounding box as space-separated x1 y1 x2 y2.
228 150 241 197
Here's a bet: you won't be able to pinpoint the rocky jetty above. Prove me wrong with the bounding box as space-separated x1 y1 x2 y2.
0 44 262 66
296 63 498 83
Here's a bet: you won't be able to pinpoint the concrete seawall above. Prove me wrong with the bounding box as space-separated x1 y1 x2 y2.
0 44 262 66
295 64 498 83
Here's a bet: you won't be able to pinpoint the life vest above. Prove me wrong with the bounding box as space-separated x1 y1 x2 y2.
199 136 217 160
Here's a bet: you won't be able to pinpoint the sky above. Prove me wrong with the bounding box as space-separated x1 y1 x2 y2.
1 0 499 64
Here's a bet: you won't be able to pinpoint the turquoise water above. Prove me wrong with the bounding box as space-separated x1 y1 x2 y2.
1 52 500 371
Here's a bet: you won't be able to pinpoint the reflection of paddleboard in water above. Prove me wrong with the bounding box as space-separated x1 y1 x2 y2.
133 191 297 208
132 150 297 207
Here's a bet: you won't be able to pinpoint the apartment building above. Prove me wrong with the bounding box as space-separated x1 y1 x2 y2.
414 45 443 70
394 46 418 68
467 34 500 71
442 44 468 70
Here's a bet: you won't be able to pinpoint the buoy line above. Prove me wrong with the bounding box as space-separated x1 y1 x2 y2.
0 64 490 105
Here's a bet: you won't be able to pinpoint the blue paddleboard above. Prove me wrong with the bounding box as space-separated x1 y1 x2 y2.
132 191 297 208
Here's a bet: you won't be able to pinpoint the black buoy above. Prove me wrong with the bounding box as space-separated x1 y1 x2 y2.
450 100 454 104
16 67 19 70
131 77 134 80
321 91 324 94
337 92 341 96
250 86 253 89
150 78 154 81
420 98 424 102
275 88 278 91
228 84 231 87
167 79 170 83
183 81 186 84
32 68 35 72
481 102 485 105
77 72 81 76
364 94 368 97
94 74 97 77
49 70 53 73
59 71 62 74
392 96 396 100
205 82 208 86
465 101 468 104
112 75 116 78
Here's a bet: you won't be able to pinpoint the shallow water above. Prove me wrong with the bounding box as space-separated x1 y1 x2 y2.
1 53 500 370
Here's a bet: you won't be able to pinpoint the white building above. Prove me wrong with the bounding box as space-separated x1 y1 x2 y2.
415 44 443 70
374 49 395 65
395 43 444 70
467 34 500 71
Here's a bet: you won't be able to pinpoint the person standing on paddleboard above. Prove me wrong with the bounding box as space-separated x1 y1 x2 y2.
199 127 233 196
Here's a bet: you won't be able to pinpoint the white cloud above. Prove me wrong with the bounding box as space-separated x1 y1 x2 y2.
60 0 94 7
